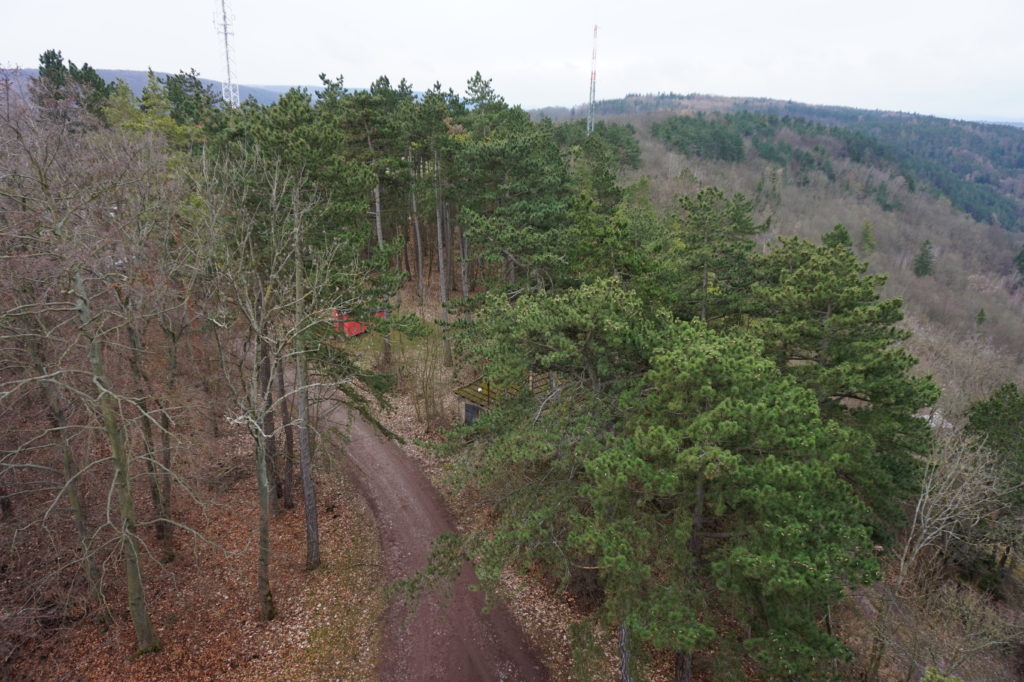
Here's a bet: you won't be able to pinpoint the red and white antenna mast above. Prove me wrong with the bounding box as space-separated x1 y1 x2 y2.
218 0 240 108
587 24 598 134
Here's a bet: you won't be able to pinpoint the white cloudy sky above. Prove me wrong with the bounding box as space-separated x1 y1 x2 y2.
3 0 1022 120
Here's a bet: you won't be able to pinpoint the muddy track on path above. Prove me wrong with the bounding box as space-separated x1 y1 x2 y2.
330 407 547 681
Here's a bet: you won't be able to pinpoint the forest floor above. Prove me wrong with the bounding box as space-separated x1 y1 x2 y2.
7 369 620 681
8 276 645 680
8 428 386 681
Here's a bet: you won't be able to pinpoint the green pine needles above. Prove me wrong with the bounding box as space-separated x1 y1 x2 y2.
451 187 937 679
913 239 935 277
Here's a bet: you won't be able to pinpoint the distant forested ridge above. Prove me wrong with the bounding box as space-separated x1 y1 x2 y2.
741 100 1024 231
584 93 1024 232
15 67 315 106
651 111 903 187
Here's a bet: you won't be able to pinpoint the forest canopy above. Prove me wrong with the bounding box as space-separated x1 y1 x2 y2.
8 50 1024 682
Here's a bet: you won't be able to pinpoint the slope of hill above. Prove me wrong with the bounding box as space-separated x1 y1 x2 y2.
576 99 1024 415
738 99 1024 232
540 94 1024 233
5 60 1024 679
555 98 1024 679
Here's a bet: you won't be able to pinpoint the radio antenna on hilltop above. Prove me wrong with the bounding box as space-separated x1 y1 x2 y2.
587 24 598 135
217 0 240 108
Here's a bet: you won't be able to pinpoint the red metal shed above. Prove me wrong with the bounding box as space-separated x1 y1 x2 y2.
332 309 386 338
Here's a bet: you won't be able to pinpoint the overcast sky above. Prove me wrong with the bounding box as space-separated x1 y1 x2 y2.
3 0 1022 121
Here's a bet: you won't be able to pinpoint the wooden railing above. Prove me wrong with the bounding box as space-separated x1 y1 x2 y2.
454 373 559 408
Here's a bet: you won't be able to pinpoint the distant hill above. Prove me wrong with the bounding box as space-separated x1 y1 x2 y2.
734 99 1024 231
539 94 1024 233
14 67 317 106
565 94 1024 410
93 69 324 106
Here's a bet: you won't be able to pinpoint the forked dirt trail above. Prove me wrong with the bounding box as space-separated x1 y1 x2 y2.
332 407 547 681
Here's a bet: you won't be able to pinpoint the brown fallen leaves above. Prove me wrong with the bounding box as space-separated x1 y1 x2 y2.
11 347 672 681
9 432 385 681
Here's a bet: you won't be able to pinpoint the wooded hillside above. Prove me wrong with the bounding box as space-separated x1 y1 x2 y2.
3 53 1024 681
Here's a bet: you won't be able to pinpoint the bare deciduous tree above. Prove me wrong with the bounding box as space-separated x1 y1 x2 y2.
0 68 203 654
865 429 1022 681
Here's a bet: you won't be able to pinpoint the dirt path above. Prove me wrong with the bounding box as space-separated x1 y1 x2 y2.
330 406 548 681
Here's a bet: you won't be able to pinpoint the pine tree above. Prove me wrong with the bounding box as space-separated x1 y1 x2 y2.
591 323 874 678
913 239 935 277
456 102 570 293
822 223 852 248
452 186 936 677
163 69 222 128
751 238 938 530
966 383 1024 505
33 49 113 118
858 221 876 255
663 187 767 323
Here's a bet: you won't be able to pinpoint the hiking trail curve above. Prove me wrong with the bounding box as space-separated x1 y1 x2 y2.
331 406 548 681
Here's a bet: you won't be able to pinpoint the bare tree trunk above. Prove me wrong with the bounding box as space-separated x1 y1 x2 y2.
294 231 320 570
619 621 634 682
445 203 457 298
250 298 277 620
433 148 453 366
134 399 160 519
75 273 159 652
457 212 470 316
410 153 425 303
371 181 393 368
156 406 174 559
258 336 282 516
136 398 173 561
275 357 295 509
373 182 384 249
295 345 319 570
865 623 887 682
402 217 412 274
56 406 107 616
28 339 107 621
674 651 693 682
126 319 173 561
254 395 276 621
201 375 220 437
433 151 448 315
157 329 178 560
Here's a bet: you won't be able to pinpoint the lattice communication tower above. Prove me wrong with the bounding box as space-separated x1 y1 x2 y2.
217 0 240 108
587 25 598 135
